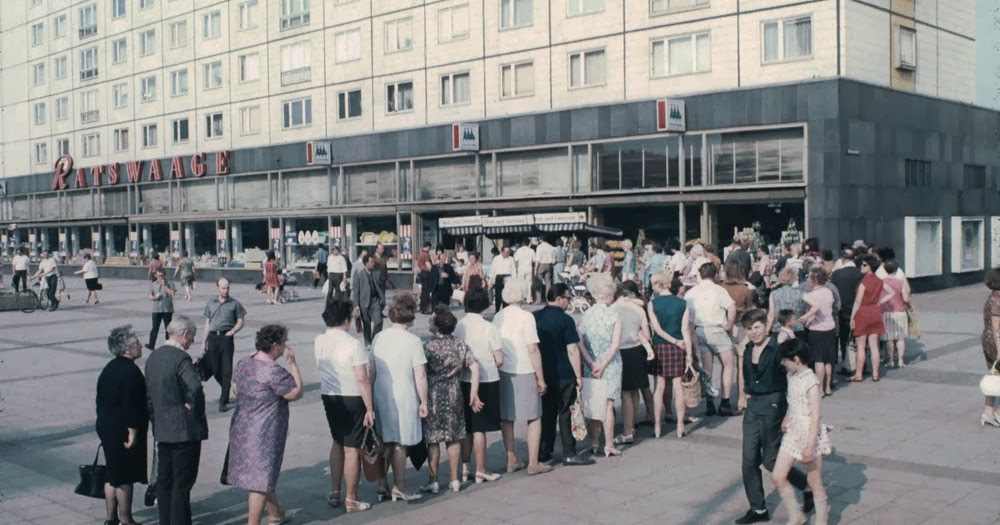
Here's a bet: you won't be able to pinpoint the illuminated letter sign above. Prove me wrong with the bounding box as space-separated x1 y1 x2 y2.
191 153 207 177
51 155 73 190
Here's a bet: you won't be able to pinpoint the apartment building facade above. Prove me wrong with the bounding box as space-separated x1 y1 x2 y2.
0 0 995 289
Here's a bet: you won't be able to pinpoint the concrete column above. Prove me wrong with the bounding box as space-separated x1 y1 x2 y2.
231 221 243 258
39 229 49 256
678 202 687 246
700 202 709 245
184 223 194 256
70 227 80 255
105 227 115 258
281 218 294 262
141 224 152 256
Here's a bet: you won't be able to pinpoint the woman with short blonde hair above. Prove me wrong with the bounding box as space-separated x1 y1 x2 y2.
578 273 625 456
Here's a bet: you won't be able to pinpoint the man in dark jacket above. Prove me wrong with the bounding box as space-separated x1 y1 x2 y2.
724 238 752 278
145 315 206 525
830 249 863 375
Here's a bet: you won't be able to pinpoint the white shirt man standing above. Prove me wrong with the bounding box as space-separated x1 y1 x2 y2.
514 241 536 297
684 261 737 416
33 250 60 311
11 248 29 293
534 238 555 299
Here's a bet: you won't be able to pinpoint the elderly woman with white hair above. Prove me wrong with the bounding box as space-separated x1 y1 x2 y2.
578 273 625 457
620 239 638 283
95 325 147 525
685 244 711 282
492 279 552 476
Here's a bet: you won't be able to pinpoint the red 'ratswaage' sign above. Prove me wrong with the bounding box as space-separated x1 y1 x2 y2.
51 151 232 191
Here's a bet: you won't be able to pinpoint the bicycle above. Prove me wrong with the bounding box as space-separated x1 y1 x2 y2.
0 280 40 313
27 275 67 312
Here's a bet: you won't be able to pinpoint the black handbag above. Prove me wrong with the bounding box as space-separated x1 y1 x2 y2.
407 439 428 471
144 445 157 507
193 357 212 382
74 445 106 499
220 445 231 486
95 282 104 291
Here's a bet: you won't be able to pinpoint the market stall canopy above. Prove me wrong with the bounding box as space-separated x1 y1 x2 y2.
482 214 535 238
439 215 483 236
534 212 623 237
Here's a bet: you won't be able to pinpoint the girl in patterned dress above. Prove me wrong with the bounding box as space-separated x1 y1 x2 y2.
772 339 831 525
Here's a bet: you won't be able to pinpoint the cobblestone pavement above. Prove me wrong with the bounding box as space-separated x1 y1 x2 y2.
0 278 997 525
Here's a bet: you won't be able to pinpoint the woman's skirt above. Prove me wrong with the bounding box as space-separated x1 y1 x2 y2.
854 305 886 336
322 394 366 448
653 342 687 379
806 329 838 364
880 311 909 341
462 380 501 433
85 278 99 291
619 346 650 391
101 433 147 486
499 371 541 422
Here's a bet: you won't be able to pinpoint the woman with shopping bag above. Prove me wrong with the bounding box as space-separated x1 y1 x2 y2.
647 272 696 438
577 273 625 457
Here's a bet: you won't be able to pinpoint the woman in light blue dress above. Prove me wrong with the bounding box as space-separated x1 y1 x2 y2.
578 273 624 457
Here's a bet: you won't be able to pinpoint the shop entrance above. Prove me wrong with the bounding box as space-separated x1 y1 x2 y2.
600 204 700 247
191 222 216 259
714 202 805 251
149 224 170 255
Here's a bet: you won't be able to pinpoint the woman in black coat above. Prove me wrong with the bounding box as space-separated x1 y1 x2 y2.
431 248 457 308
96 325 148 525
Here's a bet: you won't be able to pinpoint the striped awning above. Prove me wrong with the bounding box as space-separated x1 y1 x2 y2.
482 214 534 238
535 223 623 237
439 216 483 236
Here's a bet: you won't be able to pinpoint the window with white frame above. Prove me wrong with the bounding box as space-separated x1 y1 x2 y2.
111 0 126 18
239 105 260 135
113 128 129 152
112 38 127 64
32 62 45 85
280 42 311 85
440 72 471 106
80 90 99 123
57 138 70 155
652 32 710 77
53 55 68 80
501 61 534 98
203 11 221 39
951 217 984 273
384 18 413 53
34 142 48 165
79 4 98 38
438 4 469 42
112 83 128 108
172 118 189 143
169 20 187 48
569 49 606 88
139 29 156 57
31 23 44 46
904 217 942 277
500 0 533 29
171 68 188 96
898 26 916 70
55 96 68 121
238 0 258 30
568 0 604 16
82 133 100 157
335 29 361 63
31 0 43 6
337 89 362 120
763 16 812 63
53 15 67 39
335 0 357 3
33 102 46 125
203 61 223 90
205 112 223 138
140 75 157 101
238 53 259 82
650 0 708 14
80 47 98 80
386 81 414 113
280 0 310 30
141 123 157 148
282 97 312 129
139 0 154 9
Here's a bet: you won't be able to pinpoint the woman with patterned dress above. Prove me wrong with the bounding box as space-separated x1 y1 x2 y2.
461 252 485 291
980 268 1000 427
767 267 805 336
849 255 895 383
620 239 638 283
263 251 280 305
880 260 911 369
578 273 624 457
226 324 304 525
647 273 695 438
773 339 831 525
420 306 482 494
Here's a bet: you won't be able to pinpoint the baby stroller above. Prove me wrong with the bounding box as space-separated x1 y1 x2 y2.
559 265 593 314
280 271 300 303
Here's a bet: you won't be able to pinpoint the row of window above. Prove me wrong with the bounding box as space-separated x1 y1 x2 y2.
904 159 988 190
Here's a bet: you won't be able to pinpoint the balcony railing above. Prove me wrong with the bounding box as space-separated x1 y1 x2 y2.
80 67 98 81
80 110 99 124
280 67 311 86
79 25 97 39
280 11 310 30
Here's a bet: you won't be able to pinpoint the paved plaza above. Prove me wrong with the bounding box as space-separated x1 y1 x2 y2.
0 278 997 525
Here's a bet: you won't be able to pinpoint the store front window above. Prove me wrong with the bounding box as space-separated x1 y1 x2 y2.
232 174 270 210
184 178 218 212
286 170 329 208
139 183 171 214
709 127 804 185
288 217 327 269
234 219 269 268
345 164 395 204
190 222 217 262
592 138 680 191
497 147 571 197
416 156 477 200
103 187 130 215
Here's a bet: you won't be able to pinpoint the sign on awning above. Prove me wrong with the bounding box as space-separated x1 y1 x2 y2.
439 215 483 236
482 215 534 237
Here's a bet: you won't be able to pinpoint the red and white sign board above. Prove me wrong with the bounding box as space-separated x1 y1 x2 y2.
306 141 332 165
656 99 687 133
452 123 480 151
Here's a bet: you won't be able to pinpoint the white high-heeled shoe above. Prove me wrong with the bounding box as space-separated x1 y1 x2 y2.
449 480 461 493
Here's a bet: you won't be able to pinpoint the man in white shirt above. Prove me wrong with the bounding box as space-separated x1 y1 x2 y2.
586 242 610 275
325 245 349 303
685 262 737 416
668 240 687 277
490 246 515 313
514 241 536 299
534 238 555 300
33 249 60 311
11 248 29 293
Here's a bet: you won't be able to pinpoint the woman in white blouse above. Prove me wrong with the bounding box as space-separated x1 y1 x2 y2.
315 300 375 513
492 280 552 476
371 294 428 502
73 253 100 304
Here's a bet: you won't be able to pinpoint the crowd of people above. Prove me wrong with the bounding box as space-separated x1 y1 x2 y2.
87 230 1000 525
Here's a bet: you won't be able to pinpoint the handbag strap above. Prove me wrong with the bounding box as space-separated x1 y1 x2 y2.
93 444 103 466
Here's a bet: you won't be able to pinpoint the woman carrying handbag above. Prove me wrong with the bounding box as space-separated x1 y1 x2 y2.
979 268 1000 427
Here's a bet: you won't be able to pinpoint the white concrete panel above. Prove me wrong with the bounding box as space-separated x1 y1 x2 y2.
107 78 135 125
326 81 375 138
937 32 975 103
133 70 163 121
425 59 486 126
265 0 324 43
327 0 372 27
107 122 135 165
483 48 551 119
550 35 625 111
4 26 28 67
843 1 889 87
371 8 427 78
229 43 270 104
268 86 327 145
162 13 196 68
27 20 49 63
936 0 974 37
324 23 373 83
484 0 551 56
913 0 937 25
373 0 423 17
196 102 234 151
552 0 624 45
3 142 31 178
739 2 839 88
229 0 267 51
2 63 29 106
232 98 274 149
135 115 166 161
914 25 938 99
372 71 428 133
425 1 485 68
2 0 30 32
626 0 734 32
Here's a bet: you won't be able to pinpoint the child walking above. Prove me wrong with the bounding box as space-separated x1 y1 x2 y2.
773 339 831 525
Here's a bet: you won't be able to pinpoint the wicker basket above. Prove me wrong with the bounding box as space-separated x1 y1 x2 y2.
680 368 702 409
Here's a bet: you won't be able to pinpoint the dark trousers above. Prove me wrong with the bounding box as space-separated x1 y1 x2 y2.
12 270 27 293
419 271 432 312
361 306 384 346
205 333 235 403
149 312 174 349
156 441 201 525
45 274 59 309
540 379 578 459
326 272 345 303
493 276 508 313
314 262 328 288
741 393 808 511
838 310 853 370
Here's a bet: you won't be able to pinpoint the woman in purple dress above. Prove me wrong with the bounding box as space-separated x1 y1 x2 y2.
226 325 304 525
